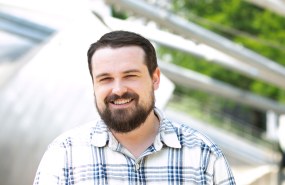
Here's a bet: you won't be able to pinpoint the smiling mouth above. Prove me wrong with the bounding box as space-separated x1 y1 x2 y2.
112 98 133 105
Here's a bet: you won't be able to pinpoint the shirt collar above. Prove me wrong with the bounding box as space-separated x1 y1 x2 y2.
154 108 181 149
90 108 181 149
90 120 109 147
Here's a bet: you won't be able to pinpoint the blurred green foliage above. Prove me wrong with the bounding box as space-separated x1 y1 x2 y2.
162 0 285 102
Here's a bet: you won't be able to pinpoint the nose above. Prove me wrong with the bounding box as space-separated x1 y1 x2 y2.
112 80 127 96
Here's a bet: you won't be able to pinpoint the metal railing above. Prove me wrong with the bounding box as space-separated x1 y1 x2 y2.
168 93 279 151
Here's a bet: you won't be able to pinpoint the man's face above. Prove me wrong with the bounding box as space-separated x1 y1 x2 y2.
91 46 160 133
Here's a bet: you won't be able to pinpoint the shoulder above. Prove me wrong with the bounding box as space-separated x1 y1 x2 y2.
168 119 223 157
48 120 100 148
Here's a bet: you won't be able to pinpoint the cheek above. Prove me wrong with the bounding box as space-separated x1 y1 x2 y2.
139 85 154 101
94 94 106 113
94 87 107 105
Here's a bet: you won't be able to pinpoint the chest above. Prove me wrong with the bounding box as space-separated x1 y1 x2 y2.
65 146 213 185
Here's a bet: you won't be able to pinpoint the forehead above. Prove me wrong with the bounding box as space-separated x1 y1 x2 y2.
91 46 146 74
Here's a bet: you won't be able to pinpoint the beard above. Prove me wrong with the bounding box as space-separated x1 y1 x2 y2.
96 91 155 133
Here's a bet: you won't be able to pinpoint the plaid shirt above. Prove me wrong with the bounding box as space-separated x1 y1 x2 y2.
34 108 235 185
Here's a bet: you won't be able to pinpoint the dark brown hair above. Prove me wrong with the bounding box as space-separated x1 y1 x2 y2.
87 30 158 79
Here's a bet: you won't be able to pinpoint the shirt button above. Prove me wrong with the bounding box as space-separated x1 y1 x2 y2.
135 163 140 171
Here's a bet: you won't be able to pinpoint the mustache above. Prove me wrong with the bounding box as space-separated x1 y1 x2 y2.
104 92 139 104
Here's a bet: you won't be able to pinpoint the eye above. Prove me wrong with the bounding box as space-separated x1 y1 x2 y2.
98 77 112 82
125 74 138 79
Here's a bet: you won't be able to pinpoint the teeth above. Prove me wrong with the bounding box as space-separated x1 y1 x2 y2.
113 98 132 105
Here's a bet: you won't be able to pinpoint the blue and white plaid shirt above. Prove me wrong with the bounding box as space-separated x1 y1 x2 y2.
34 108 235 185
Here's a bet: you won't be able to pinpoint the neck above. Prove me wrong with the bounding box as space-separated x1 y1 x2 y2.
111 110 160 158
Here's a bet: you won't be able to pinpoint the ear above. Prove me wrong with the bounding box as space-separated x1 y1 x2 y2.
152 68 160 90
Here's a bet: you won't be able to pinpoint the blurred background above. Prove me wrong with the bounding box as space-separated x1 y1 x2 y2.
0 0 285 184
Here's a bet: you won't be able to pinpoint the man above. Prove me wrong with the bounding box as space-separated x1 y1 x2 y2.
33 30 236 184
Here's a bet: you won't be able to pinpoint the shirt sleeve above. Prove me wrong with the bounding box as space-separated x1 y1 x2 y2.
213 154 236 185
33 143 68 185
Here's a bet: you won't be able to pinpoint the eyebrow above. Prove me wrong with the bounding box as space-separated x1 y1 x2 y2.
95 69 141 79
123 69 141 74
